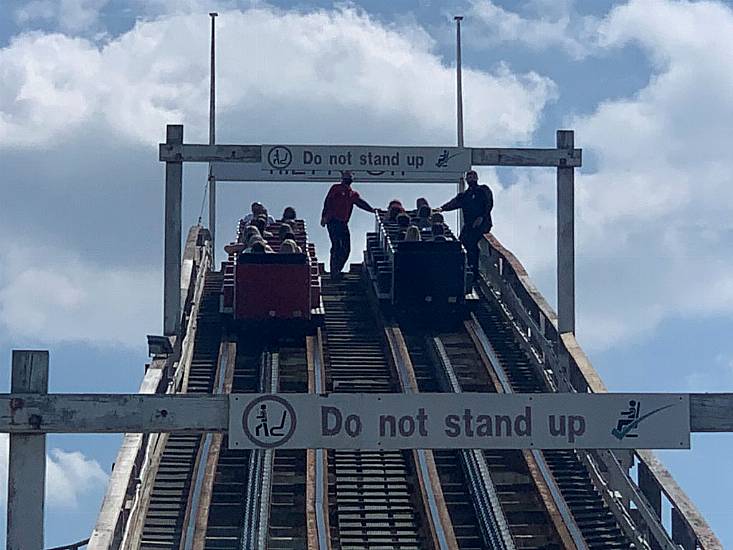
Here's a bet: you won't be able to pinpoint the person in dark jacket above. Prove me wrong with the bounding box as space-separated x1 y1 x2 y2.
320 171 375 280
438 170 493 275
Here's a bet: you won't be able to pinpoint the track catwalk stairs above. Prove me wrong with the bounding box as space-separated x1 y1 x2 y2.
475 294 632 549
139 271 223 549
322 270 428 550
202 345 260 549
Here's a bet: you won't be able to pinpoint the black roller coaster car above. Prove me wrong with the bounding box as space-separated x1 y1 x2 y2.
365 210 470 308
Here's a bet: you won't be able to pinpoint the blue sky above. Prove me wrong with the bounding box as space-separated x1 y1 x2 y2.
1 0 732 546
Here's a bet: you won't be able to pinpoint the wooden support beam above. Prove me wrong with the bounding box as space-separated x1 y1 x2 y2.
160 144 261 163
164 124 184 335
556 130 575 335
7 351 48 550
471 147 581 167
1 394 228 433
690 393 733 432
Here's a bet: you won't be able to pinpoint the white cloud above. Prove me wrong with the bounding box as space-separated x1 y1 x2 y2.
0 4 558 348
0 6 556 148
490 0 733 352
467 0 597 59
0 434 108 510
0 242 159 347
15 0 110 34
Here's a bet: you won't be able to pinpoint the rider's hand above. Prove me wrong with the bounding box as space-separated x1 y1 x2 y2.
472 216 483 228
434 207 443 213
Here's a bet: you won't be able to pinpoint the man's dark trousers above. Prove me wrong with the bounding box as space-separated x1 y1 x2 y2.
327 220 351 275
460 222 491 276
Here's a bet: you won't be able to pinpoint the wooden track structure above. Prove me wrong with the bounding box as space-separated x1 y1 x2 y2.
76 225 724 550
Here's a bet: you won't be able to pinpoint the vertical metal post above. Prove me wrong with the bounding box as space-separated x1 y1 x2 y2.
556 130 575 335
454 15 465 228
455 16 465 150
164 124 184 335
7 350 48 550
208 13 218 255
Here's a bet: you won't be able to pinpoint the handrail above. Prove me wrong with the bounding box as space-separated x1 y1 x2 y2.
478 233 722 548
88 225 212 550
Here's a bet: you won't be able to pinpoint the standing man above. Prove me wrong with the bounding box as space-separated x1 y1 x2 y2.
320 171 375 280
438 169 493 277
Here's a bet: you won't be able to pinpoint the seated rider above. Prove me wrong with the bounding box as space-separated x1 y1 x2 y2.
243 202 276 225
417 205 432 228
279 239 302 253
278 223 294 241
251 217 273 238
387 199 405 222
404 225 421 241
281 206 297 221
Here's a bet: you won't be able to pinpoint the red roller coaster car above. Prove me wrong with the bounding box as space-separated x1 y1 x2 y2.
221 218 322 322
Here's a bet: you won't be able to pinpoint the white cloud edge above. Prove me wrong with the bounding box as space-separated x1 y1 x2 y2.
0 434 108 510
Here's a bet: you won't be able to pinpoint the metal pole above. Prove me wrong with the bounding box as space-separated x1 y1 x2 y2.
455 15 465 229
208 12 218 255
7 350 48 550
557 130 575 335
455 16 465 149
164 124 184 336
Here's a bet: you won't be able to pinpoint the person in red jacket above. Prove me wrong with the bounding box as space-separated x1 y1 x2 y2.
320 171 374 280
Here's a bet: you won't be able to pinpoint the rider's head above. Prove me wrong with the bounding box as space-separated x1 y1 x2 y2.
251 201 265 215
465 170 478 187
341 170 353 185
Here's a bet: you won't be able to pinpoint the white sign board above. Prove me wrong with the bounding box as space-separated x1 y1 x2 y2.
212 163 463 183
228 393 690 450
261 145 471 173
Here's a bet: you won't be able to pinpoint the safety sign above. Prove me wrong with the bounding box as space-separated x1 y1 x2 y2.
261 145 471 173
228 393 690 450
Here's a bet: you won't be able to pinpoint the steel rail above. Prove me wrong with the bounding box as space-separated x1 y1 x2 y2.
310 330 331 550
431 336 515 550
240 353 278 549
